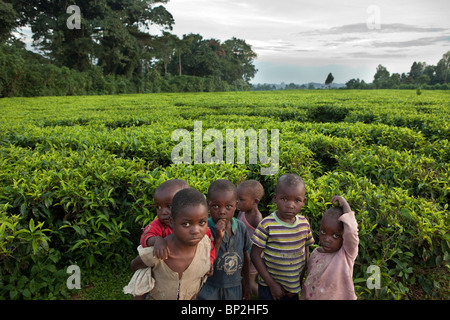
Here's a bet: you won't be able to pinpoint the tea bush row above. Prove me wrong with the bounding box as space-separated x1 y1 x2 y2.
0 90 448 299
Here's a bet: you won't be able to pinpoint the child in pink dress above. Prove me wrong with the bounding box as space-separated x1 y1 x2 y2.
301 195 359 300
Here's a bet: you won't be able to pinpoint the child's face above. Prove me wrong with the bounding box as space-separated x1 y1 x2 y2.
236 188 256 213
154 186 186 226
171 204 209 247
208 190 237 223
319 216 344 253
273 183 305 223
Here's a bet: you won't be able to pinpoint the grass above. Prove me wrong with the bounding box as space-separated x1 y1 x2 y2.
70 264 133 300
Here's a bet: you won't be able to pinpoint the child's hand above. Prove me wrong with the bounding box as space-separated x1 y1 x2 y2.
269 282 286 300
242 285 252 300
214 218 227 240
153 237 170 260
207 264 214 277
330 195 351 213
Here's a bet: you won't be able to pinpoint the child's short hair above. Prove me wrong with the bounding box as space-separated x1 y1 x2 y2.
171 188 207 219
154 179 189 196
237 180 264 200
323 206 344 220
276 173 305 191
207 179 237 199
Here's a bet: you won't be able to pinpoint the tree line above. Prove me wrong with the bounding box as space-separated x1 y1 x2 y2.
252 51 450 91
0 0 257 97
346 51 450 90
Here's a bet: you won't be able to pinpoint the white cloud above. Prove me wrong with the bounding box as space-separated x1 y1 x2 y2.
163 0 450 83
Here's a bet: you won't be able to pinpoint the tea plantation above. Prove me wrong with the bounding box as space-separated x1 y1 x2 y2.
0 90 448 299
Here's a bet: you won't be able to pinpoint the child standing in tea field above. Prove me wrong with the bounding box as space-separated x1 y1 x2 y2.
124 188 212 300
236 179 264 297
197 179 252 300
301 195 359 300
251 174 314 300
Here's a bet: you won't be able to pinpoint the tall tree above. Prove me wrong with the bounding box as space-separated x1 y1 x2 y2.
9 0 174 74
325 72 334 88
409 61 426 82
223 37 257 83
373 64 390 88
436 51 450 84
173 34 192 76
0 0 18 42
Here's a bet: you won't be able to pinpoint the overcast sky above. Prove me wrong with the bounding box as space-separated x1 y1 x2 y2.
163 0 450 84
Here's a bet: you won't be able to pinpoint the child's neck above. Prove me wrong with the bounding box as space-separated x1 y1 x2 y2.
164 235 198 279
243 207 261 229
244 207 260 216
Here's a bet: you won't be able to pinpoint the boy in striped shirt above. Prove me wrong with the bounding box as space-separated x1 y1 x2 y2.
251 174 314 300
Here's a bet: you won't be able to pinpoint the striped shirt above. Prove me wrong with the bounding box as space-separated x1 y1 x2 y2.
251 212 314 293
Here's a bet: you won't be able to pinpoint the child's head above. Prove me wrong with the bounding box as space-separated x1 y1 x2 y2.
236 180 264 213
170 187 208 246
319 206 344 253
273 174 306 222
154 179 189 226
207 179 237 223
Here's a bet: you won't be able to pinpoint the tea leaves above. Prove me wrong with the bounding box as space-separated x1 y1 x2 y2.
0 90 448 299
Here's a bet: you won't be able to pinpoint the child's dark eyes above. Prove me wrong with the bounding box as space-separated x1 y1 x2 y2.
320 229 341 239
281 198 302 203
182 220 207 227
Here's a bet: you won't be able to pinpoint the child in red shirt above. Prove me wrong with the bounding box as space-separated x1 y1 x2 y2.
139 179 215 266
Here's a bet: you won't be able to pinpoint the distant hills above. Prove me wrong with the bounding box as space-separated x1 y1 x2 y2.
251 82 346 91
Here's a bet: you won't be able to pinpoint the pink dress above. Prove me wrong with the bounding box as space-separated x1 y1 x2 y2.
300 211 359 300
237 211 258 274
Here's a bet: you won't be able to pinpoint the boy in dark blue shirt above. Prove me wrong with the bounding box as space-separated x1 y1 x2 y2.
197 179 251 300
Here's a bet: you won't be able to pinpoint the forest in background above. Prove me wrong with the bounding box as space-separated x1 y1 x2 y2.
0 0 257 97
1 1 449 97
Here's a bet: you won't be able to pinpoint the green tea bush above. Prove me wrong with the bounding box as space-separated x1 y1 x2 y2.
0 205 69 299
0 90 448 299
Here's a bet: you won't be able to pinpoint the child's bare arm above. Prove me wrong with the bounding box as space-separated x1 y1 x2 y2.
213 219 227 255
147 236 170 260
130 256 147 272
332 195 359 258
250 244 285 300
300 248 310 288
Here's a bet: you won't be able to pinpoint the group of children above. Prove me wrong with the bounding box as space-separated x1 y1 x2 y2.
123 173 359 300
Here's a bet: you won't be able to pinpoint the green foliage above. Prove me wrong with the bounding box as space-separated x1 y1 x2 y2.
0 204 69 299
0 90 448 299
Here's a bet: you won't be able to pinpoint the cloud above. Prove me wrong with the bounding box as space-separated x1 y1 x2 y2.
370 36 450 48
308 23 448 35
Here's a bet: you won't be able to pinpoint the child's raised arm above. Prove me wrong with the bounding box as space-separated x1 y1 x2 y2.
331 195 359 260
330 195 351 213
